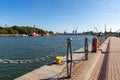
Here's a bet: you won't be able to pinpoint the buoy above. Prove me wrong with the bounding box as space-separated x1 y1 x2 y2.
92 37 98 52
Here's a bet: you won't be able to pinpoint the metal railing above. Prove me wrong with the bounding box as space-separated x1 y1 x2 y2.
66 37 89 78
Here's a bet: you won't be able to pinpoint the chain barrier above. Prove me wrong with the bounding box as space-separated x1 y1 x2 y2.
77 37 92 53
49 37 91 79
0 41 67 64
0 37 97 80
48 38 73 79
0 37 88 64
48 64 67 79
98 36 108 46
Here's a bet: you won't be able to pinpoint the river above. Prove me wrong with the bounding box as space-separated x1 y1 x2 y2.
0 35 93 80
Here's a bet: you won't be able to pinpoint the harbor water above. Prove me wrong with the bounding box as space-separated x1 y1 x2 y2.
0 35 93 80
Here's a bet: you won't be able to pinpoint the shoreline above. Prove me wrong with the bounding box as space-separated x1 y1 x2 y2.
0 34 94 37
0 34 54 37
0 34 27 37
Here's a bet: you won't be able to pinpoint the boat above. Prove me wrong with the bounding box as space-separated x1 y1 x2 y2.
30 32 40 36
22 34 28 36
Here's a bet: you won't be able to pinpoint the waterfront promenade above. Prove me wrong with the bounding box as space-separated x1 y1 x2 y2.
89 37 120 80
71 37 120 80
15 37 120 80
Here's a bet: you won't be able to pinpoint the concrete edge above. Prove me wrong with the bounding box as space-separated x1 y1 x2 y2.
78 51 101 80
78 37 110 80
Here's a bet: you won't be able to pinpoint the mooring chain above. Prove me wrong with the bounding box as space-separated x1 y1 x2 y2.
52 44 65 55
46 37 92 79
0 42 67 64
48 64 67 79
78 37 92 44
88 38 92 42
98 36 108 46
30 41 67 62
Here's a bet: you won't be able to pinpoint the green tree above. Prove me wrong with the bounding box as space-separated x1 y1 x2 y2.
49 31 54 34
0 25 54 35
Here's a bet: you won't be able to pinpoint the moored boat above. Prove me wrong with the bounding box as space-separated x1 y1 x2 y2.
30 32 40 36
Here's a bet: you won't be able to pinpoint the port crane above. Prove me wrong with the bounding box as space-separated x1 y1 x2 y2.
94 27 98 33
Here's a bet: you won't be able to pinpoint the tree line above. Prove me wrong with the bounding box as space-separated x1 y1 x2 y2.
0 25 54 35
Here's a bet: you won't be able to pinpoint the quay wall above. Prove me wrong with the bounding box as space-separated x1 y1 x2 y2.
0 34 24 37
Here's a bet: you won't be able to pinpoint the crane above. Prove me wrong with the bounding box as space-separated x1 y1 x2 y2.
94 27 98 33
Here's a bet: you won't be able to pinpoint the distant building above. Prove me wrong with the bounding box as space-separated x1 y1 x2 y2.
75 30 77 34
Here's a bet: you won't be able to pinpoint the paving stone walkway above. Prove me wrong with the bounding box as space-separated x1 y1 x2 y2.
89 37 120 80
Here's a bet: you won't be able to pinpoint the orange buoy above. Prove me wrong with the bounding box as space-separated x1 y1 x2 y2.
92 37 98 52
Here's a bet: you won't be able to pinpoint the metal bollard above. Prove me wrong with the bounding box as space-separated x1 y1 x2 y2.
66 38 73 78
92 37 98 52
84 37 88 60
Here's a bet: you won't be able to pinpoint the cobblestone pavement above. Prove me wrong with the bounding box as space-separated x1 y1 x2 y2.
71 53 98 80
60 52 99 80
89 37 120 80
63 37 109 80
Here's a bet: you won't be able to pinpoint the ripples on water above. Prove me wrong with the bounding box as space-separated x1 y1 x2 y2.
0 35 93 80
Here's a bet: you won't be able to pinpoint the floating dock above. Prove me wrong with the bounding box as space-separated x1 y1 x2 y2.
15 37 120 80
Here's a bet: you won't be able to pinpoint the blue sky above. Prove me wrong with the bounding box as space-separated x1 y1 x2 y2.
0 0 120 33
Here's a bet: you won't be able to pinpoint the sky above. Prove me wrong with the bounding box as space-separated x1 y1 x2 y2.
0 0 120 33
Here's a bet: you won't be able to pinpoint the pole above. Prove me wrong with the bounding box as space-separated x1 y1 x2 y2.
66 38 73 78
84 37 88 60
